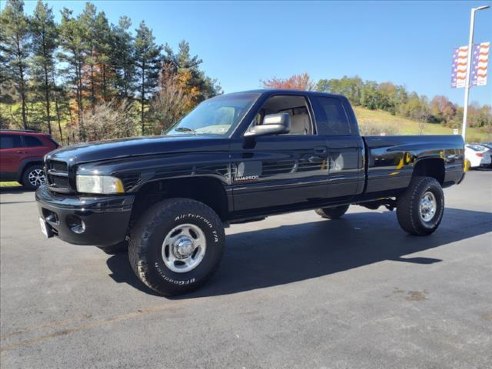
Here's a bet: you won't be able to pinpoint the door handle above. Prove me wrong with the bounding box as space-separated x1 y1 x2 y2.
313 146 327 155
16 151 27 154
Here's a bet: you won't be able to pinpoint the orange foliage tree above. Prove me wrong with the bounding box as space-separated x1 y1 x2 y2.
262 72 316 90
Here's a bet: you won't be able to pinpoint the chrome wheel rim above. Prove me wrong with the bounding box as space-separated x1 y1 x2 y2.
419 191 437 222
28 169 46 187
162 223 206 273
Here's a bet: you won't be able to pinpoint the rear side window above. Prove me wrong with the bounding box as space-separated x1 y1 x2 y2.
312 97 351 135
23 135 43 147
0 134 23 149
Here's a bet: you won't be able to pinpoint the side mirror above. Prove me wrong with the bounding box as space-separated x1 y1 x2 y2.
244 113 291 137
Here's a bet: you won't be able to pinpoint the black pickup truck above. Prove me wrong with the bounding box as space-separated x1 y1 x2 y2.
36 90 465 296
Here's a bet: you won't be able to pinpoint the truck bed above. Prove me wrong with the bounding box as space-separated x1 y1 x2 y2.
363 135 465 196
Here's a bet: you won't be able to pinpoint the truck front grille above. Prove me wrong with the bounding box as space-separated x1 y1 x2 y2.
46 160 73 193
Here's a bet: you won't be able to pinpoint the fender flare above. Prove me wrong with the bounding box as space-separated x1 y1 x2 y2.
16 158 44 181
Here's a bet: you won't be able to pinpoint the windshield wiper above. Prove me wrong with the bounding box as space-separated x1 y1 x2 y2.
174 127 197 135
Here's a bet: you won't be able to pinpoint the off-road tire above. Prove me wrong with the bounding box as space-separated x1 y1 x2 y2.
98 241 128 255
396 176 444 236
128 198 225 296
316 205 350 220
21 164 46 190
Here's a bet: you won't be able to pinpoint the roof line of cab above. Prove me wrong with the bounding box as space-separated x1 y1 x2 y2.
218 89 347 99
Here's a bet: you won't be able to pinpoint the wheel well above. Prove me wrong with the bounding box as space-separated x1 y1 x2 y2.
131 177 229 224
413 158 444 184
19 161 43 181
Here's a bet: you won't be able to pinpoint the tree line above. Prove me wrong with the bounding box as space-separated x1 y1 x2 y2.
263 74 492 130
0 0 221 143
2 0 490 143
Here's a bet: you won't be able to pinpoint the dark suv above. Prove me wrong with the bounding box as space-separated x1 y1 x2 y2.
0 130 59 189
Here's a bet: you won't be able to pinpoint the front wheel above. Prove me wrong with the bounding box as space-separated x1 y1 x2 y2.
22 164 46 190
128 198 225 296
396 176 444 236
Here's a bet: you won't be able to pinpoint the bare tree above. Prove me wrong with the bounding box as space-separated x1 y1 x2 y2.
68 99 137 142
149 66 191 135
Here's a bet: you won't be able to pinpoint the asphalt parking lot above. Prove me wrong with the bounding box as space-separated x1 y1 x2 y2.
1 170 491 369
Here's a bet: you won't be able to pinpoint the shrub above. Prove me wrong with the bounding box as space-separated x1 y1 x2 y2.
68 100 138 142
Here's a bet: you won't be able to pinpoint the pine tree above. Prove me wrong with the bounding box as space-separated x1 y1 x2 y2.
93 11 113 101
111 16 135 99
79 3 97 113
58 8 88 140
134 21 162 134
30 0 57 134
0 0 31 129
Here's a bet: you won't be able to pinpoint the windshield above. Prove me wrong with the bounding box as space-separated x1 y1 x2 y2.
166 93 261 136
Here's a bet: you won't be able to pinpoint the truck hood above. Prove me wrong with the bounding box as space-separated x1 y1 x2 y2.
46 135 230 164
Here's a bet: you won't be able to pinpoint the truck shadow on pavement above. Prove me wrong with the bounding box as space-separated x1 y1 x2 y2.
0 186 27 194
106 207 492 298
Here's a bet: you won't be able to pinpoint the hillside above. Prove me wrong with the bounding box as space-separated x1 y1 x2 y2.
354 106 491 142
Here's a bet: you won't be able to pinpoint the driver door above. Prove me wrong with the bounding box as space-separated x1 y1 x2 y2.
229 95 330 216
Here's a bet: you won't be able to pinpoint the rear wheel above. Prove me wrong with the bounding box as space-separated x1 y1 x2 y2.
315 204 350 220
21 164 46 190
128 198 225 296
396 176 444 236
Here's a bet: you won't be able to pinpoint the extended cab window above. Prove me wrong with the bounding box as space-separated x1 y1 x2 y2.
0 134 22 149
312 97 351 135
253 95 314 135
23 136 43 147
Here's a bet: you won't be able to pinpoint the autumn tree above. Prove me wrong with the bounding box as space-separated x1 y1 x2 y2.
134 21 162 134
30 0 58 134
150 65 192 134
262 72 315 90
163 40 221 110
0 0 31 129
430 96 456 125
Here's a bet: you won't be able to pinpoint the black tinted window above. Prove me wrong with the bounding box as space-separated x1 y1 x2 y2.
23 135 43 147
0 134 22 149
313 97 351 135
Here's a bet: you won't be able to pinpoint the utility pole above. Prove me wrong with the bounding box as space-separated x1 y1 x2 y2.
462 5 490 140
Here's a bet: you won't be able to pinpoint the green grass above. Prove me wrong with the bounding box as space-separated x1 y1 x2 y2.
354 106 491 142
0 181 21 187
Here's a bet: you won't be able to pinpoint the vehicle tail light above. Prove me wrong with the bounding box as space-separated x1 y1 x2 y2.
476 153 484 157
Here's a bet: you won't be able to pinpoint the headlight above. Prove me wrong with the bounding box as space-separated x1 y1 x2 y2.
76 175 125 194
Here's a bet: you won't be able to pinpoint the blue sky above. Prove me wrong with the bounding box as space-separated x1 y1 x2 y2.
16 0 492 105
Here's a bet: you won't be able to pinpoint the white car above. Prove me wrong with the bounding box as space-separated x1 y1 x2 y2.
465 144 492 168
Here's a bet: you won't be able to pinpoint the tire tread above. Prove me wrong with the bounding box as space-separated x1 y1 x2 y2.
396 176 444 236
128 198 225 296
